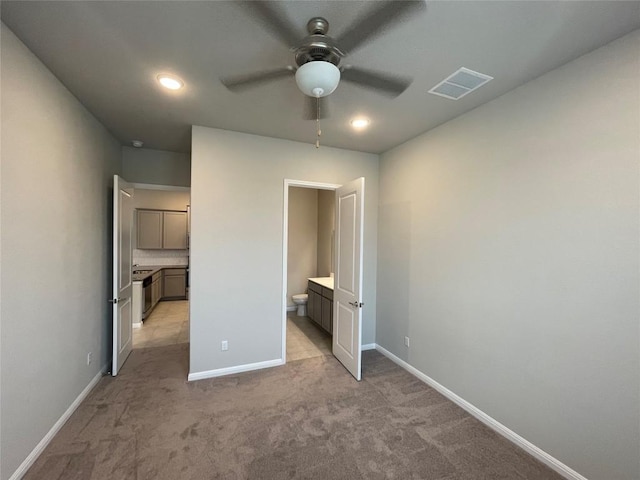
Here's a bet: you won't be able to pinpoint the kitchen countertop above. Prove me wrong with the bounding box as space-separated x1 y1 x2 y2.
132 265 187 282
308 276 334 290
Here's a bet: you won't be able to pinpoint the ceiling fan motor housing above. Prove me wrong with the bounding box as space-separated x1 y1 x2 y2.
295 38 342 67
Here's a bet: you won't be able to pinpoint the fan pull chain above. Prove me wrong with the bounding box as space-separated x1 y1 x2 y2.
315 96 321 149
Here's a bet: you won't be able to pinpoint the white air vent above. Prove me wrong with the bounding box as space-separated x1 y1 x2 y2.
428 67 493 100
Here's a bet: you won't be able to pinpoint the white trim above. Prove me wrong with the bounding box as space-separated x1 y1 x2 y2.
281 179 341 365
284 179 340 191
188 358 284 382
374 345 587 480
9 367 106 480
286 305 296 312
130 182 190 192
361 343 376 351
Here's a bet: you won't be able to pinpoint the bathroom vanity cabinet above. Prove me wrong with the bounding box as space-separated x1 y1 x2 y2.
307 278 333 335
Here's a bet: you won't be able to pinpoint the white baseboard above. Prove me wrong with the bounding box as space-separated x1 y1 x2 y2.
373 345 587 480
132 322 142 329
9 366 106 480
188 344 374 382
188 358 284 381
286 305 296 312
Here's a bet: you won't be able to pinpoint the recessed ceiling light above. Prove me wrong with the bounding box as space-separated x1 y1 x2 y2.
350 118 370 129
132 140 144 148
157 74 184 90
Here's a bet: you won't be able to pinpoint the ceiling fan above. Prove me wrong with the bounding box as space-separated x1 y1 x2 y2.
221 1 426 120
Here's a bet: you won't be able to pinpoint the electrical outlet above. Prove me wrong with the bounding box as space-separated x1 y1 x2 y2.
404 336 410 348
221 340 228 351
87 352 92 365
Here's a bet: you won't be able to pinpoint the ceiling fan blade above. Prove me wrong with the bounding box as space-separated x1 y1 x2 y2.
221 67 294 91
336 1 426 55
303 96 330 120
237 1 301 48
341 67 412 97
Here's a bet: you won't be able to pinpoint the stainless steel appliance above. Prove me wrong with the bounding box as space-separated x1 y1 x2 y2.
143 276 153 318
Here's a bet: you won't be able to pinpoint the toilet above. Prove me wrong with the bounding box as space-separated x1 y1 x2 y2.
292 294 308 316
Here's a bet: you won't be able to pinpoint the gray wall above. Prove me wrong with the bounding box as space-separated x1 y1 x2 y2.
133 188 190 211
287 187 318 307
0 24 121 480
190 127 378 374
122 146 190 187
377 30 640 480
317 190 335 277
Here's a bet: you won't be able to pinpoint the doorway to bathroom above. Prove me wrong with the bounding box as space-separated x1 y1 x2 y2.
282 180 338 363
282 177 366 380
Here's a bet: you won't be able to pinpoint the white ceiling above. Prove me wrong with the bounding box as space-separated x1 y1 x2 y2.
2 1 639 154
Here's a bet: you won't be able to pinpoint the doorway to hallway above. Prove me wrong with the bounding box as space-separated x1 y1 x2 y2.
133 300 189 349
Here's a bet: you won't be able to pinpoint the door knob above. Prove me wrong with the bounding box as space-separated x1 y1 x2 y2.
108 297 128 304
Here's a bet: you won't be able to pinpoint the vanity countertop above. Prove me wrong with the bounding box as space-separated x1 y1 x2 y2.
308 277 334 290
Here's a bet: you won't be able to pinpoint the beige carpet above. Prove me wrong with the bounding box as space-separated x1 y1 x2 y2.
24 344 563 479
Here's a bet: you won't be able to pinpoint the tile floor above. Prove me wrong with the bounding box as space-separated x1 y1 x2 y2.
133 300 189 348
286 310 332 361
133 303 330 360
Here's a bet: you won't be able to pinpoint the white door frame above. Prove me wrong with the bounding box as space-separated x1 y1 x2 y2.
281 179 340 363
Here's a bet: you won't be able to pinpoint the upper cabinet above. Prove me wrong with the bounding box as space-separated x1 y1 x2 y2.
162 211 188 249
137 209 188 250
137 210 163 249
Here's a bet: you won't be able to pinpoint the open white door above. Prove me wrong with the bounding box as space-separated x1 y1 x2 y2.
333 177 364 381
112 175 134 376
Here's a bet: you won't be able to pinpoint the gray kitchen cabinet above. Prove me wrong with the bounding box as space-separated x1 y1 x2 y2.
163 212 188 249
137 209 188 250
137 210 163 249
151 271 163 308
163 268 187 299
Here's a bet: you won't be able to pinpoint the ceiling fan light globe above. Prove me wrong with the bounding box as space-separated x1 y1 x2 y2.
295 61 340 98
